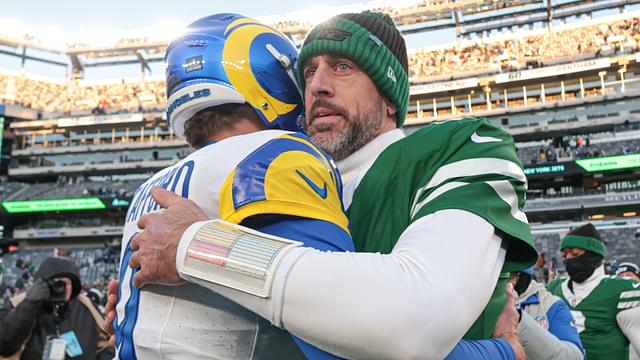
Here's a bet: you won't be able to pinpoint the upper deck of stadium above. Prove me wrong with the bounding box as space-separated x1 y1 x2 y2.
1 1 640 118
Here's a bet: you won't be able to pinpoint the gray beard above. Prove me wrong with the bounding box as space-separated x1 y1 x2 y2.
307 108 384 161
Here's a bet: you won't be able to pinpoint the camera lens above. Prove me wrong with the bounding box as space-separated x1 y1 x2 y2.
46 279 67 304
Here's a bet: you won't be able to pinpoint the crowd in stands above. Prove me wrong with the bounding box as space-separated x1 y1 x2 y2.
0 75 166 115
527 179 640 200
7 178 142 201
0 178 26 201
518 130 640 165
271 0 541 36
1 16 639 114
13 217 123 230
10 147 190 170
0 177 143 201
408 16 640 82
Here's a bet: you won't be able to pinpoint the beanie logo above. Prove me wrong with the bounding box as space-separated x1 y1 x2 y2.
308 28 352 42
369 34 382 47
387 66 396 83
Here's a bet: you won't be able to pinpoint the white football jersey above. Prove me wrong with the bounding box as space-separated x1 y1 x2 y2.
115 129 347 360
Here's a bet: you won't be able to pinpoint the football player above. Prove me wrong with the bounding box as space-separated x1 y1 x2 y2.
548 223 640 360
114 13 352 360
616 262 640 282
513 267 584 359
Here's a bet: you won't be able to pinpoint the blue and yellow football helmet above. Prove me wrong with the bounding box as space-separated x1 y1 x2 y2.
165 13 303 139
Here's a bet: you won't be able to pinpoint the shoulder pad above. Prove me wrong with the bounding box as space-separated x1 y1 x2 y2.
219 133 348 233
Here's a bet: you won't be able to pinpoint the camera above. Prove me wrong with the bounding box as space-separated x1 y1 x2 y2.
46 279 67 304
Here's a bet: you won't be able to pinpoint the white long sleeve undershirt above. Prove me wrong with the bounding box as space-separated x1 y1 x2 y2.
618 306 640 357
177 209 506 360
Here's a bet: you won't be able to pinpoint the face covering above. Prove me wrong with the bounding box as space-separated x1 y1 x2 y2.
564 252 603 283
514 272 532 295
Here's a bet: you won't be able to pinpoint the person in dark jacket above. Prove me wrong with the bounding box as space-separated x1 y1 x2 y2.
0 256 113 360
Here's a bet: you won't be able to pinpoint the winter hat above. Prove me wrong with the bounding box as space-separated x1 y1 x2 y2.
560 223 606 257
297 11 409 127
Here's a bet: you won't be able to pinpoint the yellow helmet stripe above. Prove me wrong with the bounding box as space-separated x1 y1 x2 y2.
222 22 297 123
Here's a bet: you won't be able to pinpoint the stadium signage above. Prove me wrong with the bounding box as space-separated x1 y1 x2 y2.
495 58 610 84
575 153 640 173
1 197 106 213
410 78 479 95
111 198 130 207
523 163 566 176
58 113 143 127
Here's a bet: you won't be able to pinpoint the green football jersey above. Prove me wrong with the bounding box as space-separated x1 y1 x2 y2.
548 276 640 360
346 117 538 338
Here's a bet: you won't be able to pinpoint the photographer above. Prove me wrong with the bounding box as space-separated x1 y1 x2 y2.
0 257 113 360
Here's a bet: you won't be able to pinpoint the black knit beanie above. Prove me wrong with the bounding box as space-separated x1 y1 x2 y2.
560 223 607 257
296 11 409 127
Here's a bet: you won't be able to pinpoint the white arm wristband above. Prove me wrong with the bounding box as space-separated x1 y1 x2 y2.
176 219 302 297
176 220 309 326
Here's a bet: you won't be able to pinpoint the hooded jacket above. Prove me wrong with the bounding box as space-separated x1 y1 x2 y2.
0 257 110 360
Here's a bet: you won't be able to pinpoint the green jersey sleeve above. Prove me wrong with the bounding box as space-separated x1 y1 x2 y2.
409 118 537 272
616 279 640 311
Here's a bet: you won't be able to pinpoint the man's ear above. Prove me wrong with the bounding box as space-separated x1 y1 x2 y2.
386 101 397 117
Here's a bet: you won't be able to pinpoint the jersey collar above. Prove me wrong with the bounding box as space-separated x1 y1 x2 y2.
337 129 405 186
338 129 405 209
196 139 218 149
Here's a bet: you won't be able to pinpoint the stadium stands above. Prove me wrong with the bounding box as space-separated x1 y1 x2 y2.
0 180 27 201
0 72 166 115
7 179 143 201
408 16 640 82
2 15 640 114
517 129 640 165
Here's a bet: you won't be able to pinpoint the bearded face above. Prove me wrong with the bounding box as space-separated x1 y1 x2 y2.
301 55 391 161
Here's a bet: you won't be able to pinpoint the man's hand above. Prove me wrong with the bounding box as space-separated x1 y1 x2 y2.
104 279 118 347
129 186 208 288
493 283 526 360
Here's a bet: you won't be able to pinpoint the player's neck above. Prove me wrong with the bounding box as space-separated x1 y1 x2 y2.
336 128 405 186
209 118 268 142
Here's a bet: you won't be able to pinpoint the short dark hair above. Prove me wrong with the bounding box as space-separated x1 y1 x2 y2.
184 103 259 147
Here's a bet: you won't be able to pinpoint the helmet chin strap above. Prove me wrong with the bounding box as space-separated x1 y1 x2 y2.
265 43 302 97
